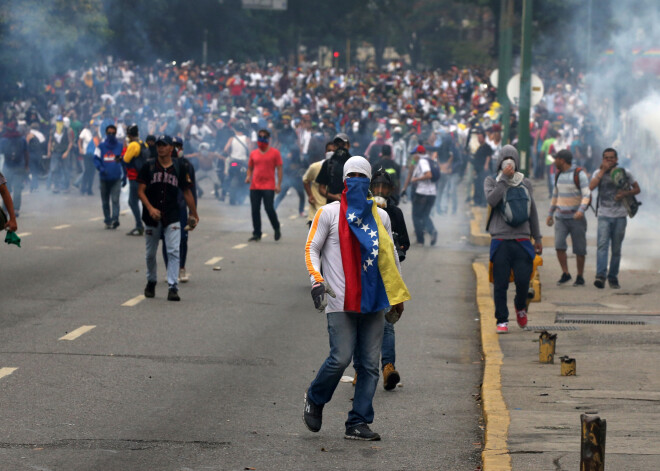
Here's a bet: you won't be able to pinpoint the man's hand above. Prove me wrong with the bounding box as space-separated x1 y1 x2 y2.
308 195 315 204
311 281 336 312
615 190 626 201
148 207 161 221
244 176 250 184
502 165 515 177
546 215 554 227
184 215 199 231
62 152 68 159
275 184 281 194
5 217 17 232
385 303 404 324
574 211 584 220
534 241 543 255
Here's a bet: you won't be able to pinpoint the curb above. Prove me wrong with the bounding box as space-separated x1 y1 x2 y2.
473 262 512 471
469 207 490 247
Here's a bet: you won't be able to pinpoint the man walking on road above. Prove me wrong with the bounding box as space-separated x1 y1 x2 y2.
303 156 410 441
245 129 282 242
485 145 543 334
137 135 199 301
588 148 641 289
94 124 125 230
546 149 590 287
0 170 18 232
123 124 149 236
0 118 29 218
401 145 437 246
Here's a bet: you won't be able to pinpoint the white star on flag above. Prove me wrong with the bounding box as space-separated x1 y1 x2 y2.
366 258 374 267
347 212 356 222
363 263 368 272
372 238 379 246
356 217 362 226
368 229 377 238
361 224 370 232
371 248 379 257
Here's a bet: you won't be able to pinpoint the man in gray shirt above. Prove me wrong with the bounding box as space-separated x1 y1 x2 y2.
589 148 641 289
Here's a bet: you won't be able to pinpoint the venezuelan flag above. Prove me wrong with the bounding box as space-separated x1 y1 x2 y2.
339 184 410 313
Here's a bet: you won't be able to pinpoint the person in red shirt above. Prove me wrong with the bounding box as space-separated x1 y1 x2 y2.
245 129 283 242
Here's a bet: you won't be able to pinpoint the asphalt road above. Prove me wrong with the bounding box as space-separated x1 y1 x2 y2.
0 184 484 471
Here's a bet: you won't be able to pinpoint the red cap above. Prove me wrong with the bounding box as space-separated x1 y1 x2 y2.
416 145 426 154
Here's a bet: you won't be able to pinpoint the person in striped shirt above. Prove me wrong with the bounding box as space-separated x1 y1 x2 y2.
546 149 591 286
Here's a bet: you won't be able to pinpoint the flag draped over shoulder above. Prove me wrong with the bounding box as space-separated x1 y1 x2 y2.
339 183 411 313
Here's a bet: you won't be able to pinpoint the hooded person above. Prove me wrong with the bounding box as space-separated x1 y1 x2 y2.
93 124 125 229
303 155 410 441
484 144 543 334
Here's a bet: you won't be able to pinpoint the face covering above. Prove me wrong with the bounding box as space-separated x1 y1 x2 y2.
55 122 64 134
344 176 371 201
325 151 334 160
106 133 117 145
257 136 269 151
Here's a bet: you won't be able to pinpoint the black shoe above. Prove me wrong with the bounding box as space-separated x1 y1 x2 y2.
112 221 120 229
573 275 585 286
608 278 620 289
274 228 281 241
344 423 381 441
144 281 156 298
248 235 261 242
167 289 180 301
303 393 323 432
430 230 438 246
557 273 572 285
594 277 605 289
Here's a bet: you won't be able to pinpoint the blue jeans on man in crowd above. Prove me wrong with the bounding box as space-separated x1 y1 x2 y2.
353 319 395 371
81 153 96 195
307 310 385 427
492 239 533 325
2 165 27 213
596 216 627 281
99 179 121 226
48 152 66 191
145 221 181 291
412 193 436 244
128 180 144 230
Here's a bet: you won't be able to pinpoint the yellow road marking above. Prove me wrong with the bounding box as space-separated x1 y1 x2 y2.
89 216 104 222
289 214 298 220
261 233 269 238
59 325 96 341
233 243 248 249
52 224 71 230
120 210 129 215
473 262 511 471
122 295 146 307
0 367 18 380
16 232 31 237
205 257 224 265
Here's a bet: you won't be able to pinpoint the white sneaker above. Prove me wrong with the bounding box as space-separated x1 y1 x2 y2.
179 268 189 283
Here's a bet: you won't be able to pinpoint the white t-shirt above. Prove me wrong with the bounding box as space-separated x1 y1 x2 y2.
79 128 93 151
413 157 437 196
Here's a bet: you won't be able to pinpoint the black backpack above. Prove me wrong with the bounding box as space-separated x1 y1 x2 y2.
132 141 150 172
4 138 24 167
424 157 441 183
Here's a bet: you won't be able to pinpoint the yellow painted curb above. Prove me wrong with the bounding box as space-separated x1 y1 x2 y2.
470 207 490 246
473 262 512 471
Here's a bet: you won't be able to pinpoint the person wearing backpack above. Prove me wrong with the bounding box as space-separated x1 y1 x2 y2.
485 145 543 334
401 145 438 246
123 124 149 236
588 147 641 290
0 118 29 218
546 149 591 287
93 124 125 230
47 115 74 194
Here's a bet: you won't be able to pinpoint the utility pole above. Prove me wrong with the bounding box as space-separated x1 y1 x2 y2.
518 0 533 176
498 0 514 144
202 29 208 66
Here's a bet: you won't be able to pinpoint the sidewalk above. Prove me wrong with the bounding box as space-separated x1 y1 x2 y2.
473 178 660 470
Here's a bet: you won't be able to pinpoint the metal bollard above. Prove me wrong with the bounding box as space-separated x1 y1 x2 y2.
580 414 606 471
539 330 557 364
560 356 576 376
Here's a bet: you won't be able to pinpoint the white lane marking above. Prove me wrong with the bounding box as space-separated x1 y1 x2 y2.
122 295 145 307
262 233 269 238
59 325 96 341
289 214 298 220
205 256 224 265
89 216 104 222
120 210 129 215
16 232 31 237
233 243 248 249
0 368 18 380
52 224 71 230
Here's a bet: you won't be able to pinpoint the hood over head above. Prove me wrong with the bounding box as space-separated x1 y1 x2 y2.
497 144 519 171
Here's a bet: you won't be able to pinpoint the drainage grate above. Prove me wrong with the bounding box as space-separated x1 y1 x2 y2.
555 312 660 325
524 325 580 331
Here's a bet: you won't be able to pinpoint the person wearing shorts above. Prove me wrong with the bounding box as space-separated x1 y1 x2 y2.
546 149 591 286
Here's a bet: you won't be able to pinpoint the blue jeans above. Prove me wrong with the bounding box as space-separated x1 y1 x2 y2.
81 153 96 194
412 193 436 243
162 207 188 269
492 240 533 324
128 180 144 230
307 310 385 427
48 152 66 191
2 165 26 212
596 216 627 281
353 320 395 370
145 222 181 290
99 179 121 225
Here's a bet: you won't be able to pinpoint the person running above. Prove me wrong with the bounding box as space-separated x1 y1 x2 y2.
93 124 125 229
245 129 282 242
137 135 199 301
303 156 410 441
123 123 149 236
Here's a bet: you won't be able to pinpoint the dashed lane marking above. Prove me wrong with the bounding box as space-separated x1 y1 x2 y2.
288 214 298 220
205 257 224 265
122 295 146 307
52 224 71 230
16 232 31 237
59 325 96 341
89 216 104 222
232 243 248 249
120 210 129 215
0 368 18 380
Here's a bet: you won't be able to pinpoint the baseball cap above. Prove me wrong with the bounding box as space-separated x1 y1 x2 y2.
156 135 173 146
172 136 184 147
416 145 426 154
334 133 349 144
